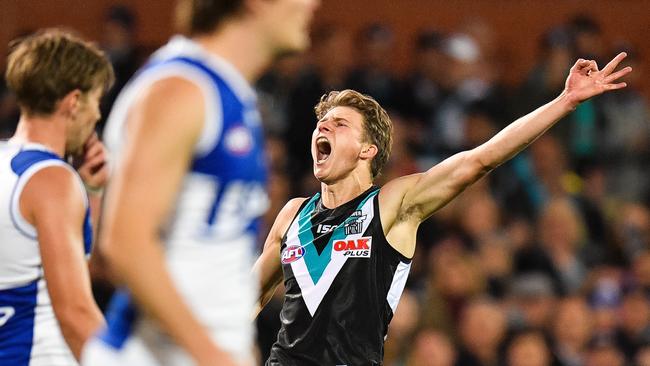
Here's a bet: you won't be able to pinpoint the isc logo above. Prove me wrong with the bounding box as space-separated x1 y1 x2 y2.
281 245 305 264
333 237 372 258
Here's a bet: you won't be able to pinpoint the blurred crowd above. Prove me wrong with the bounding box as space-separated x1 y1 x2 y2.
1 6 649 366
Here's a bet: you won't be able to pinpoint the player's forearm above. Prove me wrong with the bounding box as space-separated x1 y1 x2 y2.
104 234 221 361
55 302 104 360
253 251 282 315
473 91 575 170
87 192 102 241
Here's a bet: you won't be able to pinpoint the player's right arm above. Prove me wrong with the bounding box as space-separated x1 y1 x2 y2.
99 77 237 366
20 166 104 360
253 198 306 316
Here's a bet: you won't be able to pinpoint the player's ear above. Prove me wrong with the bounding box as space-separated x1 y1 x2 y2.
58 89 82 118
359 144 378 160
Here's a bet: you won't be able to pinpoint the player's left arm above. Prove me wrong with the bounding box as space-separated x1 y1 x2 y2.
384 53 631 232
21 167 105 361
252 197 306 317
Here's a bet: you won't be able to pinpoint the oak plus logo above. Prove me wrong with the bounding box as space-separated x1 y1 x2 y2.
333 237 372 258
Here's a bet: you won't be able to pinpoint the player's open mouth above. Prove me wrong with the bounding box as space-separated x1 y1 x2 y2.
316 137 331 164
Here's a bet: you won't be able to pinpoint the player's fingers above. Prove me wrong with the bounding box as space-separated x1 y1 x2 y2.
84 142 104 159
603 66 632 84
80 152 107 171
571 58 589 72
601 52 627 75
603 82 627 91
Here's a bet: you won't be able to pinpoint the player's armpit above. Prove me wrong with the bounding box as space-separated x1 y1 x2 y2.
21 166 104 360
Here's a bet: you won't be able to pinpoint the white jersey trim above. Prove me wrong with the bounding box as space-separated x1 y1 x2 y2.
10 160 82 240
104 62 222 159
151 36 257 102
386 261 411 314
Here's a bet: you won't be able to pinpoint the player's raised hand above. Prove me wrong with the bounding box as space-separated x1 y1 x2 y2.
76 132 109 194
564 52 632 108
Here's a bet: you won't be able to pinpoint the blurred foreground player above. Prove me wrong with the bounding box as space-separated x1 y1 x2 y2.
82 0 319 365
254 54 632 365
0 29 113 365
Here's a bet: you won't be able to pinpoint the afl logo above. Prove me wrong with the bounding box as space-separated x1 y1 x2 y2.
225 126 253 155
281 245 305 264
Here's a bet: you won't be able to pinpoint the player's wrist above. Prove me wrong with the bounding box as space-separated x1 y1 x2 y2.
557 90 580 111
83 182 104 195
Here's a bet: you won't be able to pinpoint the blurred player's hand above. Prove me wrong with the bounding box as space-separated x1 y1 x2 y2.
564 52 632 107
76 132 109 194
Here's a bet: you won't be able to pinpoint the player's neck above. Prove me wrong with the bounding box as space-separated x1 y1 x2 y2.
320 174 373 209
195 22 274 84
10 115 66 157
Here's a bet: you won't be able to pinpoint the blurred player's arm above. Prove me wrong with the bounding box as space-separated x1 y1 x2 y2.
100 77 237 366
253 198 305 317
382 53 631 256
21 166 104 360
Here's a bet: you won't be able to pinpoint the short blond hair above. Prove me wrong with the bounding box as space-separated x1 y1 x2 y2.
6 28 114 116
315 90 393 179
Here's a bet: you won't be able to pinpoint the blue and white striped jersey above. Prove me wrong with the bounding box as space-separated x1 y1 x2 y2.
0 142 92 366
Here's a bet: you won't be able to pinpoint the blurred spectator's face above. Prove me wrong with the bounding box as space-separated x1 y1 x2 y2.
574 31 605 61
553 298 592 349
586 345 625 366
363 36 394 71
409 330 456 366
518 296 555 330
418 48 444 80
538 198 583 253
635 346 650 366
507 332 551 366
460 301 506 353
621 292 650 335
432 245 483 298
313 29 353 74
459 195 499 240
103 21 132 51
544 46 573 90
464 112 497 148
633 252 650 288
530 136 566 179
477 236 512 279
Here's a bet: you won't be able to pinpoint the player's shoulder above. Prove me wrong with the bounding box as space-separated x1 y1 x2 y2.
144 76 204 109
25 163 81 198
271 197 309 237
281 197 309 220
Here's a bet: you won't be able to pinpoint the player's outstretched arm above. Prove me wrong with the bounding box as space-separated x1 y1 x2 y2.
99 77 238 366
253 198 305 317
384 53 631 232
22 166 104 360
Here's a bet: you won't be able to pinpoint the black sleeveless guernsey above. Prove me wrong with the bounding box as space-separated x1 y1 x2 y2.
267 186 412 366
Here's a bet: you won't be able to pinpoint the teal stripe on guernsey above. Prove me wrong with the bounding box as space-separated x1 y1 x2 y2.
297 189 379 284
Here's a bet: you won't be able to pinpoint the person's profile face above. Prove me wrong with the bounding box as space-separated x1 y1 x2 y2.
65 87 102 155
